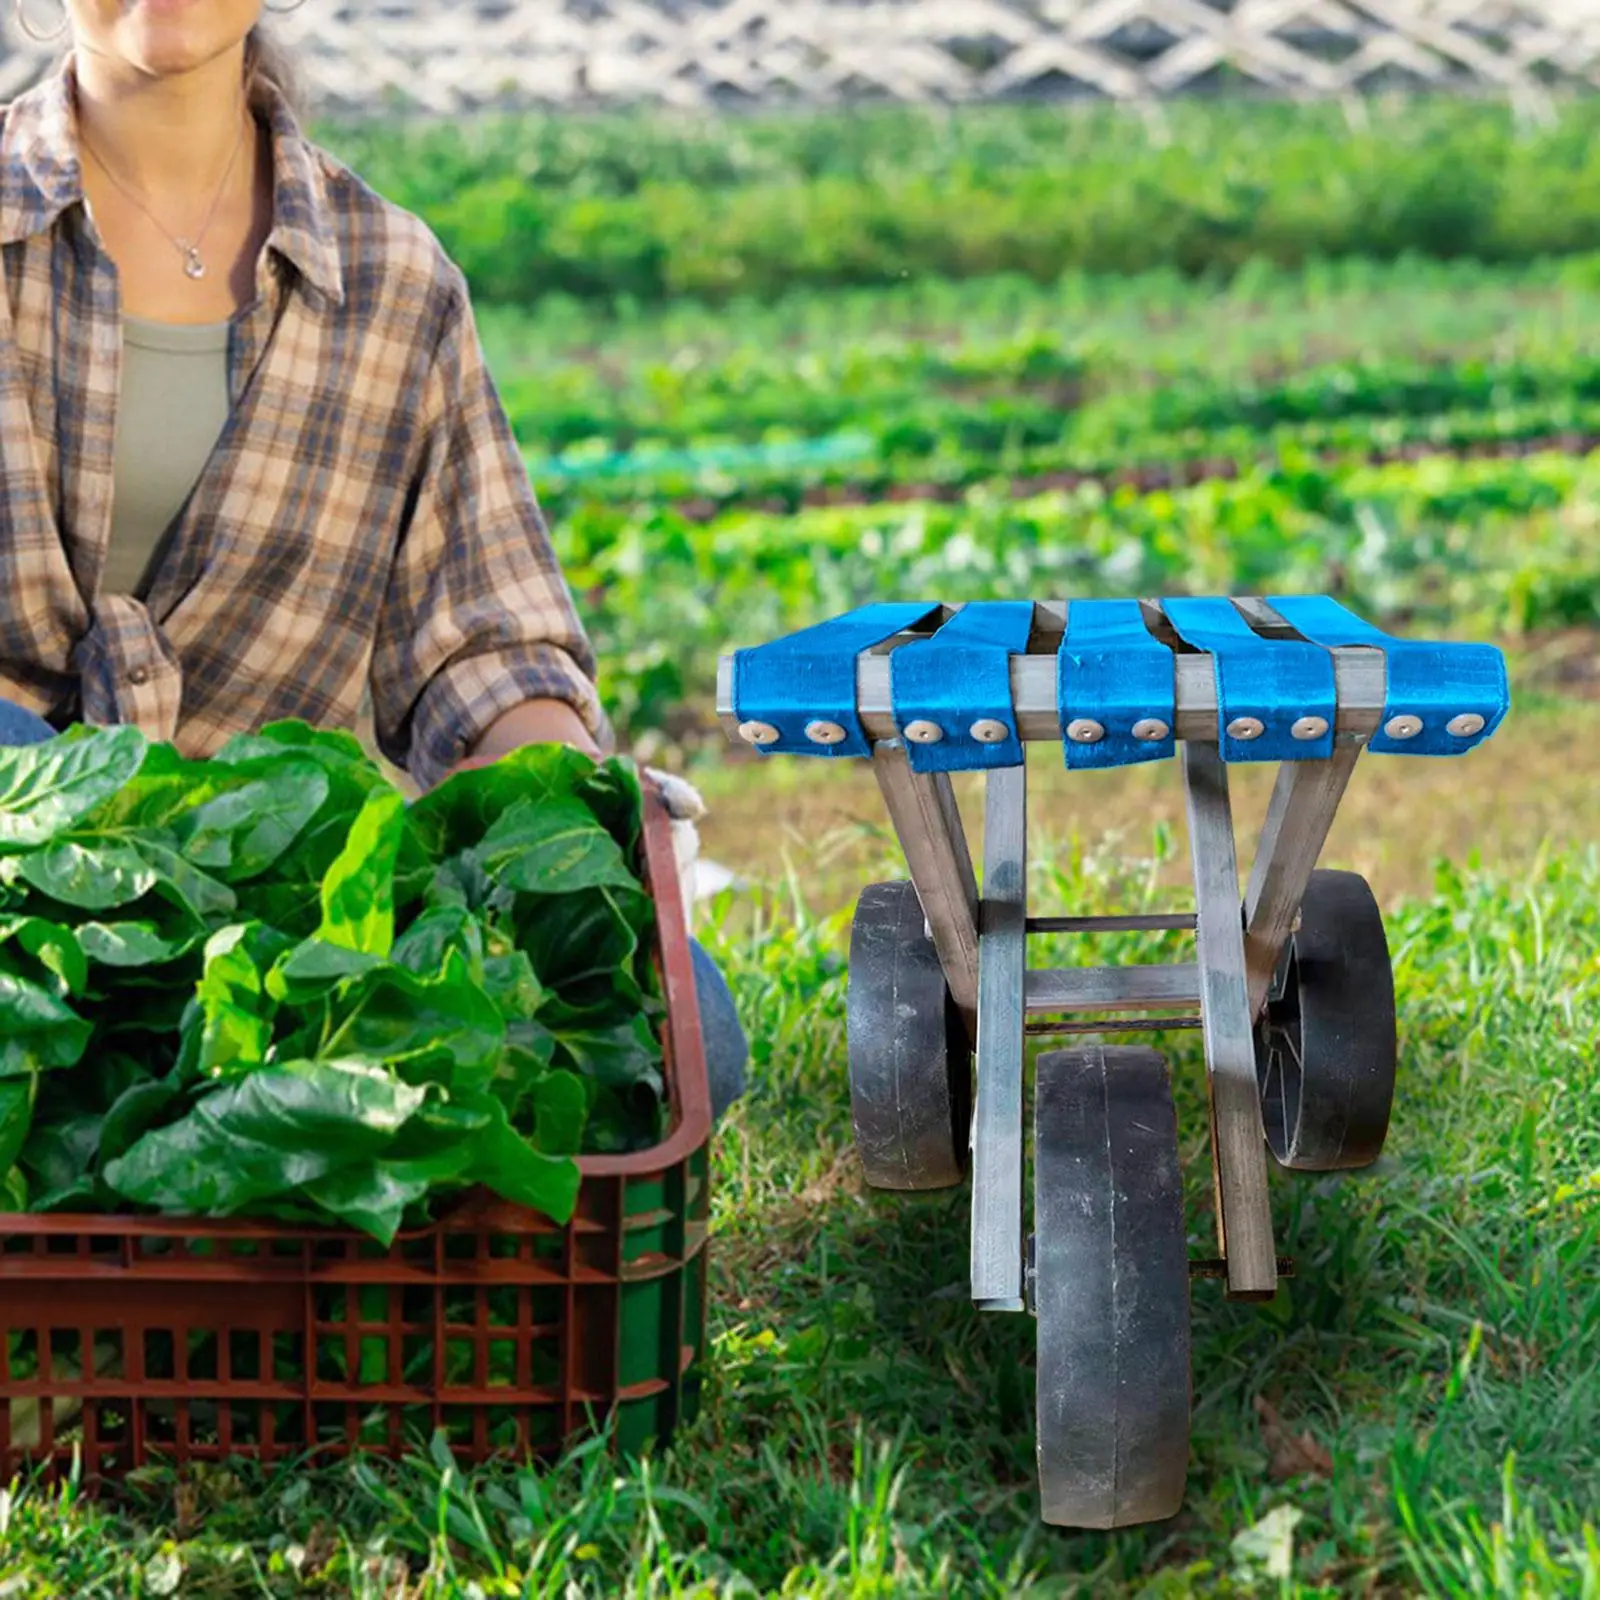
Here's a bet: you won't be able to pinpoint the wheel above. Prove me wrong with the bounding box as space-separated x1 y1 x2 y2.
1255 868 1397 1171
845 880 972 1190
1033 1045 1191 1529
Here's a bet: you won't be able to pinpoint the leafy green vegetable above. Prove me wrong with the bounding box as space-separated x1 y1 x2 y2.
475 795 640 895
75 921 197 968
319 788 406 956
0 726 148 847
0 724 668 1244
101 1057 432 1214
0 915 87 996
170 762 329 880
0 971 94 1079
14 839 159 911
0 1078 35 1174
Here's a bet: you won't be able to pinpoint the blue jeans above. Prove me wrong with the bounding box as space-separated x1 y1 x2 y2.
0 699 747 1122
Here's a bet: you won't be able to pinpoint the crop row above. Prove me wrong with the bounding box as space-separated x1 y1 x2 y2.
507 347 1600 462
551 452 1600 745
528 401 1600 521
480 252 1600 372
321 98 1600 308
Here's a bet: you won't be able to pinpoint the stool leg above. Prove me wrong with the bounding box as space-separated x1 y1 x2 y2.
870 742 981 1045
972 762 1028 1310
1180 740 1278 1300
1242 738 1365 1020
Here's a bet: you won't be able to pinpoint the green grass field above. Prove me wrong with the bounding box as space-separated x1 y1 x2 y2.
5 100 1600 1598
3 777 1597 1595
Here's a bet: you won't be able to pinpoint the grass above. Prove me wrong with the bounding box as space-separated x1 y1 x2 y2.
3 726 1597 1595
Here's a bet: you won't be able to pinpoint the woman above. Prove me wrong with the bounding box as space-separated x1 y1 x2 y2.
0 0 747 1116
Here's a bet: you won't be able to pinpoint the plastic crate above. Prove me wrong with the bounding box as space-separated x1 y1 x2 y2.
0 784 712 1482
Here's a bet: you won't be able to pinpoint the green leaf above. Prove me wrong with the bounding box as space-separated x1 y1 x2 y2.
299 1162 444 1246
576 757 646 856
191 925 277 1078
172 762 330 880
406 743 598 862
530 1069 588 1156
0 916 87 996
0 716 666 1222
480 950 546 1024
102 1058 430 1215
0 970 94 1079
0 726 149 848
98 1076 183 1166
318 788 406 956
134 840 238 921
0 1075 36 1173
391 1095 497 1155
265 937 387 1007
20 1111 104 1201
424 851 507 919
27 1175 98 1213
77 921 198 969
514 884 649 992
219 724 397 935
299 1098 501 1243
2 1165 26 1210
550 1014 663 1095
16 838 160 911
475 795 640 895
316 957 505 1088
391 905 485 980
467 1096 581 1224
78 742 231 833
215 720 385 780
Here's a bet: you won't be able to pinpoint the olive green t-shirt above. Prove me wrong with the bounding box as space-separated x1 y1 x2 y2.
101 314 232 599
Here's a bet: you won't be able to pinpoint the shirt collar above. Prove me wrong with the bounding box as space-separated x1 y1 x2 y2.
0 54 344 307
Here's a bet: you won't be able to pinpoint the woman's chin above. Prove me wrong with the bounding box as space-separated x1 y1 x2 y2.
112 0 246 71
124 30 236 78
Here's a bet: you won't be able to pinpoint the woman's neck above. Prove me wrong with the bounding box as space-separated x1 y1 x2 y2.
70 45 255 212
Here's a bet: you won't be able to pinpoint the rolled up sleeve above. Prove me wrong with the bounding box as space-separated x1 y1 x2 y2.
370 262 614 790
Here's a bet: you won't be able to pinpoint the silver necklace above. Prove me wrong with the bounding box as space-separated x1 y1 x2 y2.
80 108 250 281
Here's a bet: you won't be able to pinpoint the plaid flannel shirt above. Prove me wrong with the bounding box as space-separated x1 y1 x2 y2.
0 59 611 789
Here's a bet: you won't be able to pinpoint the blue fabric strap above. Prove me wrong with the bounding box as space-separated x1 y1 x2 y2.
730 603 941 758
1264 595 1509 755
1057 599 1177 769
888 601 1033 772
1161 596 1337 763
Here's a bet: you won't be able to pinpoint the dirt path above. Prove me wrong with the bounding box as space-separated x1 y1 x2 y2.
693 698 1600 919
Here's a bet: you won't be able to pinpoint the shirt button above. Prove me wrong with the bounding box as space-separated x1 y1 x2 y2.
128 666 150 687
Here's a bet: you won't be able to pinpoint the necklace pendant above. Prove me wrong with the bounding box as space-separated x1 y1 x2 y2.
183 246 205 280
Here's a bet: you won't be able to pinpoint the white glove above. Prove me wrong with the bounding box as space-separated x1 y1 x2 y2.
644 769 741 917
645 768 707 921
644 767 707 822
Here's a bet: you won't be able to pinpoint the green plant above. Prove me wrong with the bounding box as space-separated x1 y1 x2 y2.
0 725 665 1243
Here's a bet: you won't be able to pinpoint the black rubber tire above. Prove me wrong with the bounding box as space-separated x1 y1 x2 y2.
1033 1045 1192 1529
845 880 972 1190
1256 868 1397 1171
